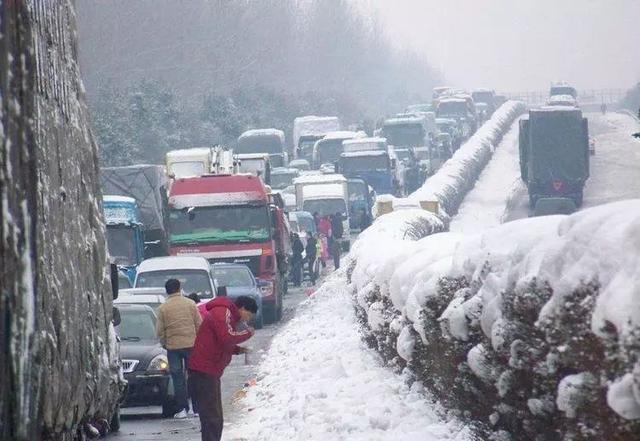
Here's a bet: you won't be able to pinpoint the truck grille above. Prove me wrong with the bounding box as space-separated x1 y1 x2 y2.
209 256 261 276
121 359 139 373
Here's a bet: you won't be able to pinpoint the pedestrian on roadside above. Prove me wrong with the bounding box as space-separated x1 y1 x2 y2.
305 231 318 285
312 211 320 230
291 233 304 286
318 215 332 237
156 279 202 419
331 212 344 239
188 296 257 441
329 236 341 270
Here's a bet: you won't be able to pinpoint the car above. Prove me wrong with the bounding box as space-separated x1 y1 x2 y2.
116 287 168 310
208 263 264 329
134 256 217 300
117 304 174 417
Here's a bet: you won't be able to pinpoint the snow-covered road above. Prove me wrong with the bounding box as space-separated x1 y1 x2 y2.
225 274 473 441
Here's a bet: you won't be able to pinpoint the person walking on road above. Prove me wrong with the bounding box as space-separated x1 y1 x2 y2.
291 233 304 287
305 232 318 285
188 296 257 441
329 236 341 270
156 279 202 418
330 212 344 239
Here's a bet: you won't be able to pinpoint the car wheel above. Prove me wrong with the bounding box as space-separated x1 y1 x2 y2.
109 404 121 433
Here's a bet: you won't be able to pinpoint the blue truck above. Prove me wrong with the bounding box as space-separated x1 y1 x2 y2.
103 195 145 283
338 150 398 196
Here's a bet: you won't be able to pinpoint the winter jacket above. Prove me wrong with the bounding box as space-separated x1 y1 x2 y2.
331 215 344 238
188 296 253 377
292 238 304 263
318 217 332 236
155 293 202 350
305 237 317 261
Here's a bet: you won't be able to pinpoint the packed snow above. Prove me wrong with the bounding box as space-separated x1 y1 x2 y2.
225 275 473 441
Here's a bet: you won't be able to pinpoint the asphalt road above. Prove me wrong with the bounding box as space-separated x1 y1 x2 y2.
107 280 318 441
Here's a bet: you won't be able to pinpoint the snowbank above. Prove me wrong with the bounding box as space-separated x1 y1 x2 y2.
410 101 526 217
348 200 640 439
225 276 474 441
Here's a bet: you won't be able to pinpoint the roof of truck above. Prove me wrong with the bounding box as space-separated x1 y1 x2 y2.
302 184 346 199
166 148 212 160
321 130 364 140
293 173 347 185
341 150 388 158
238 128 285 142
383 115 425 126
168 175 268 207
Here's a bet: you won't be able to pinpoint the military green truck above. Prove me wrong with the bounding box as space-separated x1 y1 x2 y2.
519 107 589 212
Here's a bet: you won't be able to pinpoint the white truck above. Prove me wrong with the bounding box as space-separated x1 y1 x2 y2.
165 146 238 179
293 116 341 162
293 173 350 250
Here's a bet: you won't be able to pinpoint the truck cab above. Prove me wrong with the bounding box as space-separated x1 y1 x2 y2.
236 153 272 185
312 131 363 170
237 129 288 168
338 150 397 196
167 174 285 323
293 115 341 162
166 148 212 178
346 178 373 231
103 195 145 283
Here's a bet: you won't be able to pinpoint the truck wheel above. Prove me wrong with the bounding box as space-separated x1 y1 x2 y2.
109 404 121 433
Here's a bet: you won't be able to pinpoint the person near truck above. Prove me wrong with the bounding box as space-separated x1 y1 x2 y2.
156 278 202 419
305 232 318 285
329 235 341 270
330 212 344 239
291 233 304 287
188 296 257 441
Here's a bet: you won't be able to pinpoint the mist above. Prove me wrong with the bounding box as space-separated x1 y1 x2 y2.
370 0 640 91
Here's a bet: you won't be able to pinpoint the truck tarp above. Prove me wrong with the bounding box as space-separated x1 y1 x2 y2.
101 165 168 233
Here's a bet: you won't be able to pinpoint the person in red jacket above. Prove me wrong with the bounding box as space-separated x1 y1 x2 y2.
188 295 257 441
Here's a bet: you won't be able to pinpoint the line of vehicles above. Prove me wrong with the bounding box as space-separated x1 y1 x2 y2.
101 85 502 425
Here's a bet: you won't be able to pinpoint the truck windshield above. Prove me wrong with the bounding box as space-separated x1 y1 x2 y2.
211 267 255 288
169 205 270 244
341 155 389 173
170 161 206 178
237 136 283 155
135 269 214 298
472 91 494 104
348 182 368 203
437 101 467 118
271 172 297 190
383 124 424 146
316 139 344 165
238 159 266 175
106 225 137 266
303 199 346 217
119 309 157 341
550 86 577 98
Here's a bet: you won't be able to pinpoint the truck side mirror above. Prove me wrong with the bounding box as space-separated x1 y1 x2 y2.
110 263 119 300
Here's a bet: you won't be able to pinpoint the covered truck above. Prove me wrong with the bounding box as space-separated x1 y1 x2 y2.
167 174 288 323
103 195 145 283
101 165 170 257
519 106 589 211
237 129 287 168
293 116 341 162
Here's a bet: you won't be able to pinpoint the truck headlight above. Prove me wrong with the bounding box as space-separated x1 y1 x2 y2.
259 281 274 297
147 354 169 373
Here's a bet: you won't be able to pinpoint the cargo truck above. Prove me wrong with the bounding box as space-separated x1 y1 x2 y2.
103 195 145 283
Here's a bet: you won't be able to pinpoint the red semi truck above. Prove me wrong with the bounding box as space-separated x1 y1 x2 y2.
167 174 289 323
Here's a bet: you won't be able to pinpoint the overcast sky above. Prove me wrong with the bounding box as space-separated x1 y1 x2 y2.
368 0 640 92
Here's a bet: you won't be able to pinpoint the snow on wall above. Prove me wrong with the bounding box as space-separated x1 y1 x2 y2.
1 3 123 440
347 200 640 438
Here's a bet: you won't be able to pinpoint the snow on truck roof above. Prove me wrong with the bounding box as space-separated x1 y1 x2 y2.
103 195 136 204
343 137 386 146
168 174 268 208
294 173 347 185
137 256 211 273
166 147 212 158
302 184 345 199
341 150 388 158
533 106 582 114
238 128 285 142
383 115 425 126
438 97 467 104
321 130 364 140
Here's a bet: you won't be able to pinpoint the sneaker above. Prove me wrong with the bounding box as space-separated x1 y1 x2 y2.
173 409 188 419
188 409 198 418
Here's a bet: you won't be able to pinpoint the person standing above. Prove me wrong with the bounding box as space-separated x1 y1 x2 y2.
291 233 304 287
305 231 318 285
188 296 257 441
331 212 344 239
156 279 202 418
329 236 341 270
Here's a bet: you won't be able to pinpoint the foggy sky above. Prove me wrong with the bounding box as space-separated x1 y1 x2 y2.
369 0 640 92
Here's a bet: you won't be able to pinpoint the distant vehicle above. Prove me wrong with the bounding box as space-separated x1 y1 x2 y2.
101 165 170 258
471 88 497 115
342 137 387 153
166 147 212 178
208 263 264 329
436 117 463 152
237 129 287 168
475 102 490 123
236 153 272 185
167 174 289 323
405 103 434 114
117 304 173 417
293 116 341 162
338 150 398 195
432 86 454 100
270 167 300 190
134 256 217 300
103 195 145 282
288 159 311 171
547 94 577 107
312 130 364 169
436 97 477 137
346 178 374 231
293 173 350 250
549 83 578 99
519 106 589 210
382 115 429 148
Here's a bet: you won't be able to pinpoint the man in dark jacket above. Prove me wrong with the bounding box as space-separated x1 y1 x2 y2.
188 296 257 441
331 212 344 239
291 233 304 286
305 232 317 285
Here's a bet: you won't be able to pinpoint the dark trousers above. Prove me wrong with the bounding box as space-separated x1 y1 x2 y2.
292 258 302 286
189 370 223 441
167 347 194 412
332 252 340 270
307 257 316 284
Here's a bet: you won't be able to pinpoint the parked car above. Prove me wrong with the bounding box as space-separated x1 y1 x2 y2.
134 256 217 300
117 304 174 417
116 287 168 310
208 263 264 329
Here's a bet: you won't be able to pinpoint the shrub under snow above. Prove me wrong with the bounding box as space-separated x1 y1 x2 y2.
348 200 640 439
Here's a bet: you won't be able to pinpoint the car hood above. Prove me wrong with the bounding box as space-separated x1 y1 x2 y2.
226 286 260 298
120 340 165 371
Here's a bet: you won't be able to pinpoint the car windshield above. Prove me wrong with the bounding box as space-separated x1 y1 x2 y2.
238 159 266 175
303 199 346 217
294 214 316 234
211 267 255 288
237 135 283 155
348 182 368 202
271 172 297 189
135 269 214 298
169 205 270 245
119 308 157 341
341 155 389 173
383 124 424 146
106 225 137 266
437 101 467 118
316 139 345 164
170 161 206 178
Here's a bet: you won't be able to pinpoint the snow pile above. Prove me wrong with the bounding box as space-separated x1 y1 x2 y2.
225 276 474 441
348 200 640 438
410 101 526 217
